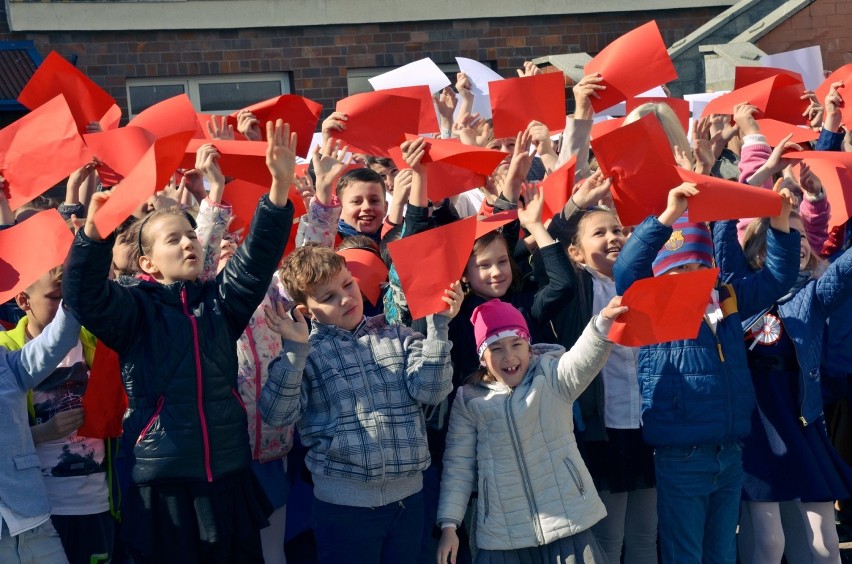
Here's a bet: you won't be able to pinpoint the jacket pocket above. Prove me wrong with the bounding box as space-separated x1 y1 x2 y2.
482 480 489 520
232 389 248 412
563 457 586 499
136 396 165 445
13 453 40 470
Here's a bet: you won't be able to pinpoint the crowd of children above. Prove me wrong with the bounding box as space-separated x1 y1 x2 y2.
1 23 851 564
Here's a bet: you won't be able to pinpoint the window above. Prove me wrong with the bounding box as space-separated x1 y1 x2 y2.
126 73 291 117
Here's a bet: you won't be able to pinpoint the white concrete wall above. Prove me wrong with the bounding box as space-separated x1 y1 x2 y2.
6 0 736 32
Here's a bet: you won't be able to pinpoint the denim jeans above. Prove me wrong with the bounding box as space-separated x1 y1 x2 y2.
654 442 743 564
312 491 424 564
0 520 68 564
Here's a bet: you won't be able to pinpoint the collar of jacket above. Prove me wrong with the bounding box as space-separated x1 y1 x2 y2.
311 315 370 339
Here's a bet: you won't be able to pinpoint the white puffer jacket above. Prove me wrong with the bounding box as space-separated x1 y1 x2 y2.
437 318 612 550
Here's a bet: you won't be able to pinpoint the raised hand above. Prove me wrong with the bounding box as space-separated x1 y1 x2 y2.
452 112 484 146
84 190 112 241
312 138 353 205
265 120 297 207
732 102 761 136
600 295 628 321
572 73 605 120
823 81 844 133
800 90 824 129
206 115 235 141
438 280 464 319
236 110 262 141
571 170 612 209
658 182 699 227
264 301 310 343
516 61 542 77
321 111 348 144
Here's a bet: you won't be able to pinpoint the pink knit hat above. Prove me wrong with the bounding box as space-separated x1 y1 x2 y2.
470 299 531 358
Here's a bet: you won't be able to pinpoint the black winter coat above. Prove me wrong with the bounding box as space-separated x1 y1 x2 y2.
63 196 293 485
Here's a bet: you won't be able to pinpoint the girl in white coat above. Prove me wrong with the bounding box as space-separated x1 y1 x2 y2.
437 297 626 564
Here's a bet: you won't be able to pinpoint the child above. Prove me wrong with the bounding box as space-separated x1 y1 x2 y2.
0 302 82 563
732 213 852 564
61 121 298 562
0 267 114 564
436 296 626 563
259 244 463 564
543 171 658 564
613 183 801 563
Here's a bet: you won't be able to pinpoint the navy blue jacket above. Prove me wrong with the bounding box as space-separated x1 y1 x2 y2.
63 196 293 485
717 221 852 425
614 217 799 447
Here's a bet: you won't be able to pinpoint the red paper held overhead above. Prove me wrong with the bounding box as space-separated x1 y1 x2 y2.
222 179 306 235
701 74 808 125
377 86 440 136
388 217 477 320
475 210 518 239
333 92 422 157
489 72 566 138
590 112 681 226
608 267 719 347
337 248 389 306
226 94 323 157
0 209 75 304
675 168 782 223
92 131 195 238
0 95 91 211
584 21 678 112
18 51 121 132
815 64 852 127
755 119 820 147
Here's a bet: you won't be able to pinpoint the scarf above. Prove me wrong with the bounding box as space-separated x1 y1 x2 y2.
338 220 381 245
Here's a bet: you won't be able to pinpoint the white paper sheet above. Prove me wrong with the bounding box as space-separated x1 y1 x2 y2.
762 46 824 91
368 57 451 93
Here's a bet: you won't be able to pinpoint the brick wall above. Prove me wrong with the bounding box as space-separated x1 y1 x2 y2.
758 0 852 74
0 8 721 119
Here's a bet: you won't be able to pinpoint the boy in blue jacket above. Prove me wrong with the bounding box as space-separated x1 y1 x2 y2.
613 183 799 564
0 304 82 563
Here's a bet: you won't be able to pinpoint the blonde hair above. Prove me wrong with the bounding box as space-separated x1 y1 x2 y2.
742 213 820 272
279 244 346 305
623 102 692 168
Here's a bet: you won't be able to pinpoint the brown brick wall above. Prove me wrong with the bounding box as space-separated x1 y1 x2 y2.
758 0 852 75
0 8 720 119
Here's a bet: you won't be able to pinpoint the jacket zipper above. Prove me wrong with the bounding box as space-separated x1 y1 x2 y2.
483 480 489 519
359 335 388 504
182 288 213 482
136 396 165 445
563 458 586 499
245 325 263 459
706 319 732 437
504 388 545 545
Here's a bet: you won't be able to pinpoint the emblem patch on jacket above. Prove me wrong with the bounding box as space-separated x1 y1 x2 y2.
664 230 685 251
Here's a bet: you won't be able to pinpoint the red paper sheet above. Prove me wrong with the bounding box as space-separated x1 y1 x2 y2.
489 73 567 138
675 168 782 223
475 210 518 239
0 209 75 304
387 144 491 202
78 341 126 438
225 94 323 157
590 113 681 226
541 157 576 222
18 51 121 133
388 217 477 319
755 119 820 147
93 131 195 238
735 66 803 89
608 267 719 346
182 138 271 187
400 134 509 175
332 92 422 157
815 64 852 127
377 86 440 136
584 21 678 113
590 118 625 140
787 156 852 229
701 74 808 125
1 95 91 211
128 94 198 139
625 97 690 132
222 179 306 235
337 248 389 306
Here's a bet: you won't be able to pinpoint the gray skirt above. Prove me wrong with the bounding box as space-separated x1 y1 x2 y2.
475 530 609 564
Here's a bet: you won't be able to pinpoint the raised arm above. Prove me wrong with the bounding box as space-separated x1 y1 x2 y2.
9 305 81 392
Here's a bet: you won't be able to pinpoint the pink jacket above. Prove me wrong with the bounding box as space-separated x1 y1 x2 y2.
736 135 830 251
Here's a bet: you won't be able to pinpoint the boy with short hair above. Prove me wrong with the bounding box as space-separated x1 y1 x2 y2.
260 244 462 564
0 299 82 564
1 267 114 564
